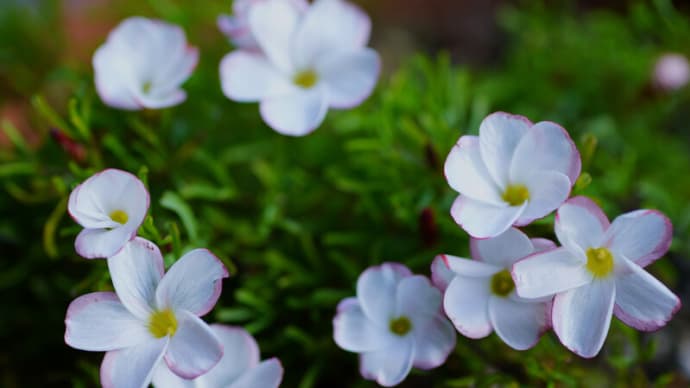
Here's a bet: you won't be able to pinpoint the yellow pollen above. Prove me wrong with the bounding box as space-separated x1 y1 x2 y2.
148 309 178 338
142 81 153 94
389 316 412 336
502 184 530 206
586 247 614 278
491 270 515 297
109 210 129 224
293 69 318 88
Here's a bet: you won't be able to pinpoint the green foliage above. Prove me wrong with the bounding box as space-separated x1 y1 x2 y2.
1 0 689 387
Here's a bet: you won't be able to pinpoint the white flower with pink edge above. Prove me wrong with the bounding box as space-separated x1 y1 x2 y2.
512 196 680 358
444 112 581 238
333 263 456 387
65 238 229 388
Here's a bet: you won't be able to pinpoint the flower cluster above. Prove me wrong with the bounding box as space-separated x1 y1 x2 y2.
65 169 282 388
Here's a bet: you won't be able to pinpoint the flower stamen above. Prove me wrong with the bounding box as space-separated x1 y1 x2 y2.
389 316 412 336
109 210 129 224
491 269 515 297
502 184 530 206
586 247 614 278
293 69 318 89
148 309 178 338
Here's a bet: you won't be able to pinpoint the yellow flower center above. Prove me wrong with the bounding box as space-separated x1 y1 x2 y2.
491 269 515 297
293 69 318 89
389 316 412 336
109 210 129 224
148 309 178 338
586 247 614 278
142 81 153 94
502 184 530 206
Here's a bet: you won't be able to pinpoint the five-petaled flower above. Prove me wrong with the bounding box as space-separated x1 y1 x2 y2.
220 0 380 136
152 324 283 388
93 17 199 110
333 263 456 387
65 238 229 388
432 228 554 350
444 112 581 239
68 168 149 259
512 196 680 358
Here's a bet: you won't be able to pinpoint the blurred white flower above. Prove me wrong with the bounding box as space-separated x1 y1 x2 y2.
93 17 199 110
333 263 456 387
512 196 680 358
653 53 690 91
444 112 581 238
68 169 149 259
220 0 380 136
65 238 229 388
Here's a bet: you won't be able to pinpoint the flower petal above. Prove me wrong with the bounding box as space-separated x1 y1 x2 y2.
65 292 149 352
197 324 260 385
316 48 380 109
510 120 581 185
68 183 118 229
439 254 501 277
259 87 329 136
555 196 610 254
478 112 532 188
75 226 136 259
155 249 228 316
101 337 168 388
512 247 591 299
614 258 680 331
333 299 393 352
248 0 300 73
517 171 571 225
530 238 557 253
552 279 615 358
229 358 284 388
412 315 456 370
107 238 164 320
444 135 502 204
488 296 548 350
151 365 194 388
220 51 295 102
605 210 672 267
450 195 526 239
443 276 492 338
430 255 455 292
470 227 534 268
164 310 224 379
356 262 412 326
359 339 415 387
395 275 443 329
93 41 140 110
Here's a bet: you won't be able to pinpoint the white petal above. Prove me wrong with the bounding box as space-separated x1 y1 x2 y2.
359 339 415 387
220 51 295 102
260 87 328 136
479 112 531 187
164 310 223 379
438 254 501 277
395 275 443 329
512 247 591 299
450 195 526 239
444 135 502 203
470 227 534 268
356 262 412 326
101 337 168 388
411 315 456 370
248 0 300 73
151 364 194 388
68 183 118 229
316 48 380 109
555 196 610 254
605 210 673 267
430 255 455 292
75 226 136 259
93 41 141 110
443 276 492 338
517 171 571 225
134 90 187 111
155 249 228 316
510 120 581 185
488 296 547 350
195 324 260 385
107 238 164 320
65 292 149 352
552 279 615 358
333 299 393 352
229 358 284 388
614 258 680 331
292 0 371 68
530 238 557 253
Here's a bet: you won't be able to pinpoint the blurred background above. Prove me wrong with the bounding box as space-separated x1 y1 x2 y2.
3 0 690 386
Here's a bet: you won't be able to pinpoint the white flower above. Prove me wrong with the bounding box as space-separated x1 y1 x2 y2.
68 169 149 259
431 228 554 350
333 263 456 387
217 0 308 50
653 53 690 91
444 112 581 238
220 0 380 136
152 324 283 388
93 17 199 110
512 196 680 358
65 238 229 388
